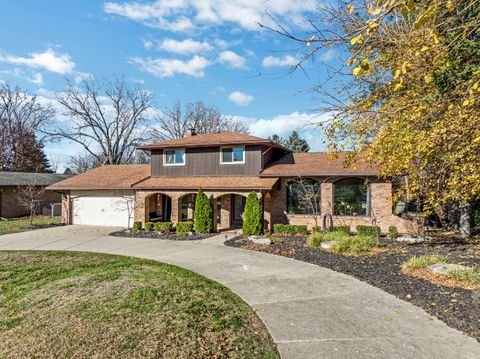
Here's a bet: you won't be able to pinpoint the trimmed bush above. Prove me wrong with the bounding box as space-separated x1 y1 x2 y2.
242 192 263 236
324 230 349 242
356 225 381 237
306 232 323 248
144 222 154 231
132 221 142 231
154 222 173 233
333 235 379 254
273 224 308 236
388 226 398 240
194 189 213 234
331 225 351 235
176 221 194 235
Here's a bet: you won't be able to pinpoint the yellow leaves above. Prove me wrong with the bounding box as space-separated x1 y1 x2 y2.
347 4 355 13
446 1 455 10
306 36 315 46
424 74 433 84
448 104 454 110
394 83 403 91
462 99 471 106
347 57 357 66
393 68 401 79
352 66 362 77
360 58 370 70
421 45 429 52
367 4 382 15
401 61 411 74
351 34 364 45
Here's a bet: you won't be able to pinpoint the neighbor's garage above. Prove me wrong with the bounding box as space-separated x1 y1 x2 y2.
71 190 134 227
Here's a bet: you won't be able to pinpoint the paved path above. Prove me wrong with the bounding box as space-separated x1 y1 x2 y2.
1 225 479 359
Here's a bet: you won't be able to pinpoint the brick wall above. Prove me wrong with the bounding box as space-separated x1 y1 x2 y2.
0 186 62 219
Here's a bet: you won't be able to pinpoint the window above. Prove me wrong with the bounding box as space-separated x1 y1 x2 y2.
286 179 321 215
333 178 370 216
164 148 185 166
221 146 245 164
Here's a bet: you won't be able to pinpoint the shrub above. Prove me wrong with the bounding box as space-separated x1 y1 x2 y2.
154 222 173 233
306 232 323 248
388 226 398 240
324 230 349 242
144 222 154 231
356 225 381 237
332 225 351 235
176 221 194 235
242 192 263 236
194 189 213 234
403 254 451 270
273 224 308 236
132 221 142 231
333 235 379 254
446 267 480 287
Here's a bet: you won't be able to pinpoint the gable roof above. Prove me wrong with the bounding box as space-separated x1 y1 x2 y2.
46 165 150 190
137 131 289 151
0 172 72 187
260 152 378 177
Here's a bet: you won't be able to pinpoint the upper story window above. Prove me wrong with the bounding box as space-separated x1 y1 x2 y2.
333 178 370 216
164 148 185 166
221 146 245 164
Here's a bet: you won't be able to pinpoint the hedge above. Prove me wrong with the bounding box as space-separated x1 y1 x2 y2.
132 221 142 231
242 192 263 236
388 226 398 239
273 224 308 235
154 222 173 233
356 225 381 237
176 221 194 235
144 222 154 231
194 189 213 234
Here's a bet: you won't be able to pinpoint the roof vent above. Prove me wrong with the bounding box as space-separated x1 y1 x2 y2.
185 128 197 137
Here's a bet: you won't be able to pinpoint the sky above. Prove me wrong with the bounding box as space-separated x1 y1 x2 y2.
0 0 341 170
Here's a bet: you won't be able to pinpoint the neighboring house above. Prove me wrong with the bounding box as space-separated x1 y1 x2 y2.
48 131 415 233
0 172 72 218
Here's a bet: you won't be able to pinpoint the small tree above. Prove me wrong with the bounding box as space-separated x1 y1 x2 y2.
194 189 212 234
290 177 322 230
242 192 263 236
17 178 45 225
113 190 135 229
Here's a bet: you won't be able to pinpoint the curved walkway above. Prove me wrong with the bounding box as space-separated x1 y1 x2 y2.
1 225 479 359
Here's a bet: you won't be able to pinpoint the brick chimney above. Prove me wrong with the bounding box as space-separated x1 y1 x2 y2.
185 128 197 137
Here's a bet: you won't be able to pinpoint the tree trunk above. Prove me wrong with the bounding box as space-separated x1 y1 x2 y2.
459 202 471 238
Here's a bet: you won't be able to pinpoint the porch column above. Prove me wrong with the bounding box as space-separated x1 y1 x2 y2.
321 182 333 214
220 195 231 229
170 193 180 223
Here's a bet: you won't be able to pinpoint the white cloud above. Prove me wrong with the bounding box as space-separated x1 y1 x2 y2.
319 48 336 62
157 38 213 54
0 48 75 74
262 55 298 68
228 91 253 106
104 0 318 32
131 55 210 78
143 39 155 50
74 72 94 84
30 73 43 85
218 50 247 69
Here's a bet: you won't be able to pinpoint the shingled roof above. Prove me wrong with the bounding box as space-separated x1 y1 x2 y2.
137 131 289 151
0 172 72 187
132 176 279 190
260 152 378 177
47 165 150 190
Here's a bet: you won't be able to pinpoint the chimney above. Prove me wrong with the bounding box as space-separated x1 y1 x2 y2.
185 128 197 137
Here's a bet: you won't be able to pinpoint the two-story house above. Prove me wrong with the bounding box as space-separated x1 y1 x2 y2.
48 131 414 233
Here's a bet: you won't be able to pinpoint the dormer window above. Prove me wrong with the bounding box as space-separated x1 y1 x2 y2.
221 146 245 164
164 148 185 166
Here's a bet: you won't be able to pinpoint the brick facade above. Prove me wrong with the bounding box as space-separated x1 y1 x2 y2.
0 186 62 219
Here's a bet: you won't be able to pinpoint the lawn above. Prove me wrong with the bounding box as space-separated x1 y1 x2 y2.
0 216 61 235
0 251 278 359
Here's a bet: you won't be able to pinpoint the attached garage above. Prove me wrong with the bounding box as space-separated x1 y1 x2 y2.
71 190 134 227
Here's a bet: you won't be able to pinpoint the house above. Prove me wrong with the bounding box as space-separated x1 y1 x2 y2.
0 172 72 218
48 131 415 233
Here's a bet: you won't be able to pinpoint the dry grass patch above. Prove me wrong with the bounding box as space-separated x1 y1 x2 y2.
0 251 278 359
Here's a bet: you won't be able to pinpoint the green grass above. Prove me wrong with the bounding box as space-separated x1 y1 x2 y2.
446 267 480 287
403 254 451 270
332 235 379 254
0 217 61 235
0 251 279 359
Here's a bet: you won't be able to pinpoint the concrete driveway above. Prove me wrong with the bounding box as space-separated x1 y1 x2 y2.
1 225 479 359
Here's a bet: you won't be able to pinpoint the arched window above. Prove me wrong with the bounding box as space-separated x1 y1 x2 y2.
333 178 370 216
286 179 321 215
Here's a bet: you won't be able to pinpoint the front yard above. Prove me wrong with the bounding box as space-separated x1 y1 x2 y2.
0 251 278 359
0 216 62 235
226 231 480 341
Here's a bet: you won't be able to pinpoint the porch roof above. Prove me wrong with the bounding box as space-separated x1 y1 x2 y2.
132 176 279 191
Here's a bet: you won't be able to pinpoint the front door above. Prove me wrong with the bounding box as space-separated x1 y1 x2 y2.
162 195 171 222
231 195 246 228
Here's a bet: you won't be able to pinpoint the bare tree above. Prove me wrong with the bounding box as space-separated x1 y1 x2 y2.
51 78 153 165
17 177 45 225
114 190 135 229
289 177 323 230
68 153 104 174
0 84 54 172
48 155 60 173
150 101 249 141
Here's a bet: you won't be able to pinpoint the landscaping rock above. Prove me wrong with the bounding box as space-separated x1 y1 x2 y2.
396 236 425 244
428 263 468 275
320 240 336 250
247 236 271 245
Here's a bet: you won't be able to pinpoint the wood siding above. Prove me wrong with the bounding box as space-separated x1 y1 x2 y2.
151 145 264 177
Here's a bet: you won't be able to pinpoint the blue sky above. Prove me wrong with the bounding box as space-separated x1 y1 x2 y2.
0 0 340 167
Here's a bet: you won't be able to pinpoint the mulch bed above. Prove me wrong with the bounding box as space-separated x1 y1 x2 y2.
225 234 480 341
110 229 216 241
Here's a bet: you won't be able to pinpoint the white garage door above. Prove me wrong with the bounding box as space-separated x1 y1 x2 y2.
72 190 134 227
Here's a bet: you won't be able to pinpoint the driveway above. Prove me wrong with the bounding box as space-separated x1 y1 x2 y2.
1 225 479 359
